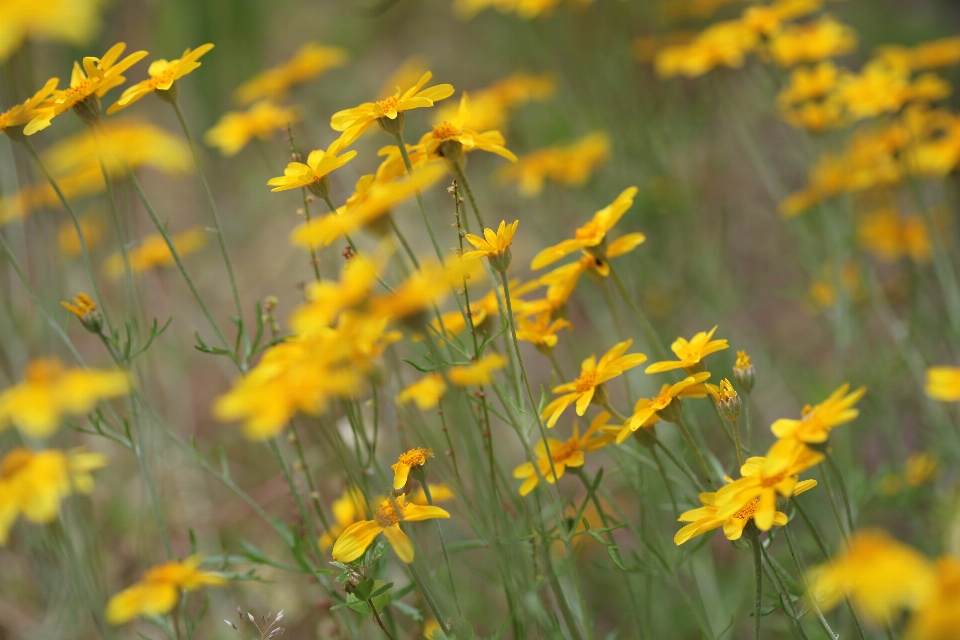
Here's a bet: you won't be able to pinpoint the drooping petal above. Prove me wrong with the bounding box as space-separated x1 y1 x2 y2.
332 520 383 562
382 524 415 563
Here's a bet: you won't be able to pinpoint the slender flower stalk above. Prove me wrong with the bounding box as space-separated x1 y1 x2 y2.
751 536 763 640
392 129 444 264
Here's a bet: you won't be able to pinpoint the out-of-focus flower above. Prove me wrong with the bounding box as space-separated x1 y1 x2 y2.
391 447 434 490
615 372 711 442
397 374 447 411
0 0 104 62
543 340 647 427
926 366 960 402
332 495 449 564
516 312 571 349
769 16 858 68
454 0 595 20
771 383 866 445
807 261 864 308
267 137 356 196
379 56 430 100
234 42 348 105
646 326 728 374
655 20 758 78
0 78 59 135
906 557 960 640
433 71 554 131
58 212 104 257
290 252 387 332
633 32 695 64
103 228 207 278
107 44 214 113
369 255 482 323
204 101 300 156
904 452 938 487
498 133 610 197
837 60 951 121
319 486 370 552
448 354 507 386
0 447 106 544
0 358 129 438
741 0 822 36
857 208 930 263
513 412 615 495
807 529 936 622
876 36 960 72
105 556 225 625
420 93 518 162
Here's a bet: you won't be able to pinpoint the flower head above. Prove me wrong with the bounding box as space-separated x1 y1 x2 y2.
107 43 214 113
543 340 647 427
419 93 518 162
106 556 225 625
463 219 519 271
498 132 610 197
448 354 507 386
391 447 434 491
61 292 102 332
925 366 960 402
234 42 348 105
332 494 450 564
397 374 447 411
103 227 207 278
513 412 615 495
369 255 481 324
906 557 960 640
674 490 789 545
0 78 59 135
645 326 728 373
0 0 104 62
0 358 129 438
769 16 858 68
770 383 866 445
615 372 711 443
516 311 572 350
319 486 370 552
267 137 356 197
204 100 300 156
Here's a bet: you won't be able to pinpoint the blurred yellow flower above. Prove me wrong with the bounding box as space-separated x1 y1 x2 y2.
498 132 610 197
103 227 207 278
107 43 214 113
877 36 960 72
449 354 508 386
332 495 449 564
0 0 103 62
0 358 129 438
370 255 482 323
267 137 356 196
857 208 930 263
0 78 59 134
0 447 106 544
543 340 647 427
906 557 960 640
807 529 935 622
454 0 595 20
674 491 788 545
904 452 938 487
769 16 858 68
291 252 387 332
105 555 224 625
771 383 866 445
234 42 348 105
646 326 729 374
615 372 711 443
655 20 758 78
433 71 555 131
420 92 518 162
319 485 370 552
392 447 434 490
397 374 447 411
516 312 571 349
837 61 950 121
926 366 960 402
58 213 104 257
204 100 300 156
807 261 863 308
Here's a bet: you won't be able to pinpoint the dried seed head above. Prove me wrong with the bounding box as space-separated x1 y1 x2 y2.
224 619 237 630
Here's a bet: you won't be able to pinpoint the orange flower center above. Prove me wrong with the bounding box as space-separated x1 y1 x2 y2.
377 96 401 113
64 79 96 101
151 68 177 89
374 500 402 527
575 369 600 393
733 499 760 520
24 359 64 384
432 122 459 140
397 447 431 467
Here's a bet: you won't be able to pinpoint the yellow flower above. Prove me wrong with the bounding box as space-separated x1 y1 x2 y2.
516 311 572 349
905 557 960 640
0 77 59 134
233 42 348 105
449 354 508 386
59 213 104 257
530 187 638 270
777 62 842 106
107 43 214 113
807 529 935 622
425 285 503 339
375 142 436 183
332 494 450 564
497 132 610 197
267 137 356 196
61 292 102 332
646 326 729 374
674 490 789 545
904 452 938 487
0 0 103 62
926 366 960 402
877 36 960 72
423 619 444 639
655 20 758 78
419 92 518 162
542 340 647 427
397 374 447 411
835 60 949 121
857 208 931 263
391 448 434 491
433 71 555 131
204 101 300 156
535 234 646 307
105 555 225 625
769 16 858 68
0 447 106 544
408 483 454 506
319 486 370 552
330 71 454 141
369 255 482 323
25 42 148 134
615 372 711 443
462 219 519 271
0 358 129 438
290 252 387 333
770 383 866 444
103 227 207 278
513 413 615 496
807 261 864 309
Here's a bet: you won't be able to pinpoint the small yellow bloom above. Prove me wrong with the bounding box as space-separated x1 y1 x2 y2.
0 0 104 62
58 213 104 257
535 233 646 308
0 77 59 134
319 485 370 552
513 413 615 496
107 43 214 113
448 354 507 386
807 529 935 622
391 448 434 491
61 292 102 332
105 555 225 625
497 132 610 197
0 447 106 544
103 227 207 278
0 358 129 438
369 255 482 323
204 100 300 156
462 219 519 271
332 494 450 564
769 16 858 68
291 252 387 333
925 366 960 401
615 372 711 443
516 312 572 349
655 20 758 78
433 71 555 131
857 208 931 263
234 42 348 105
419 93 518 162
674 491 789 545
645 326 729 374
877 36 960 72
397 374 447 411
408 483 454 506
905 557 960 640
267 137 357 196
904 452 938 487
543 340 647 427
770 383 866 444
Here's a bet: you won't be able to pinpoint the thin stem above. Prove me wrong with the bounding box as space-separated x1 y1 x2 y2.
759 541 811 640
674 414 717 489
607 264 669 361
392 130 443 262
370 602 397 640
783 525 839 640
407 558 448 635
288 423 333 533
650 444 679 518
129 393 174 558
818 462 849 544
547 350 568 383
654 438 701 489
825 453 855 534
751 537 763 640
301 187 322 282
419 479 463 619
92 128 135 322
451 160 485 230
744 392 753 453
269 438 321 567
731 416 745 468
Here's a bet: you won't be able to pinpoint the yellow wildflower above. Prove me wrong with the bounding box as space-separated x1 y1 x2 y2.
61 292 102 332
408 483 454 506
0 358 129 438
375 142 435 183
906 557 960 640
103 227 207 278
423 619 444 639
449 354 507 386
290 252 387 333
432 71 555 131
319 486 370 552
530 187 638 270
234 42 348 105
535 233 646 307
926 366 960 402
655 20 758 78
498 132 610 197
857 208 930 263
378 56 430 101
904 452 938 487
392 448 434 490
513 413 615 496
807 261 863 308
59 213 104 257
0 447 106 544
462 219 519 271
771 383 866 445
105 556 225 625
769 16 858 68
543 340 647 427
807 529 936 622
0 0 103 62
837 60 949 121
674 485 803 545
615 372 712 443
107 44 214 113
419 93 518 162
397 374 447 411
332 494 450 564
369 255 481 323
204 101 300 156
877 36 960 72
0 78 59 135
646 326 729 373
516 312 572 349
267 137 356 196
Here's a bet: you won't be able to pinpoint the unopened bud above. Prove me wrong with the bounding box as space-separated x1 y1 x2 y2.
733 350 755 393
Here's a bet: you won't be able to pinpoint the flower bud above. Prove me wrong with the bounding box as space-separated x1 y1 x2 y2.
61 293 103 334
632 425 657 449
657 398 683 424
714 379 742 422
439 139 464 163
377 112 405 136
733 350 755 393
591 382 609 409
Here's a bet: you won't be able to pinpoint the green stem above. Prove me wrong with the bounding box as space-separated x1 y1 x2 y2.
288 423 333 533
607 264 669 361
301 187 322 282
269 438 322 567
783 525 839 640
818 462 849 544
419 478 463 619
650 444 679 518
751 537 763 640
407 558 449 635
392 130 443 263
654 438 701 489
674 414 717 489
825 453 855 534
731 416 745 468
451 160 485 229
129 393 174 558
547 350 568 383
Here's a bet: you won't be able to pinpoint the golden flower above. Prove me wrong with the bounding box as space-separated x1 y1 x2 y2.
105 556 225 625
835 60 946 121
58 213 104 257
267 137 356 196
516 311 572 349
674 489 791 545
448 354 508 386
498 132 610 197
646 326 729 373
290 252 386 333
877 36 960 72
432 71 555 132
513 412 615 496
542 340 647 427
0 0 103 62
904 452 938 487
0 358 129 438
926 366 960 402
391 448 434 491
375 142 435 183
330 71 454 141
534 234 646 308
453 0 590 21
0 447 106 544
655 20 758 78
369 255 481 323
107 43 214 113
905 557 960 640
615 372 711 443
25 43 148 134
0 77 59 134
857 208 931 263
530 187 638 270
807 529 936 622
319 485 369 552
462 219 519 271
408 483 454 506
61 292 102 332
780 100 846 132
770 383 866 445
103 227 207 278
807 261 863 308
769 16 858 68
378 56 430 101
397 374 447 411
203 100 300 156
426 285 503 339
234 42 348 105
332 494 450 564
740 0 821 36
419 93 518 162
777 62 841 106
